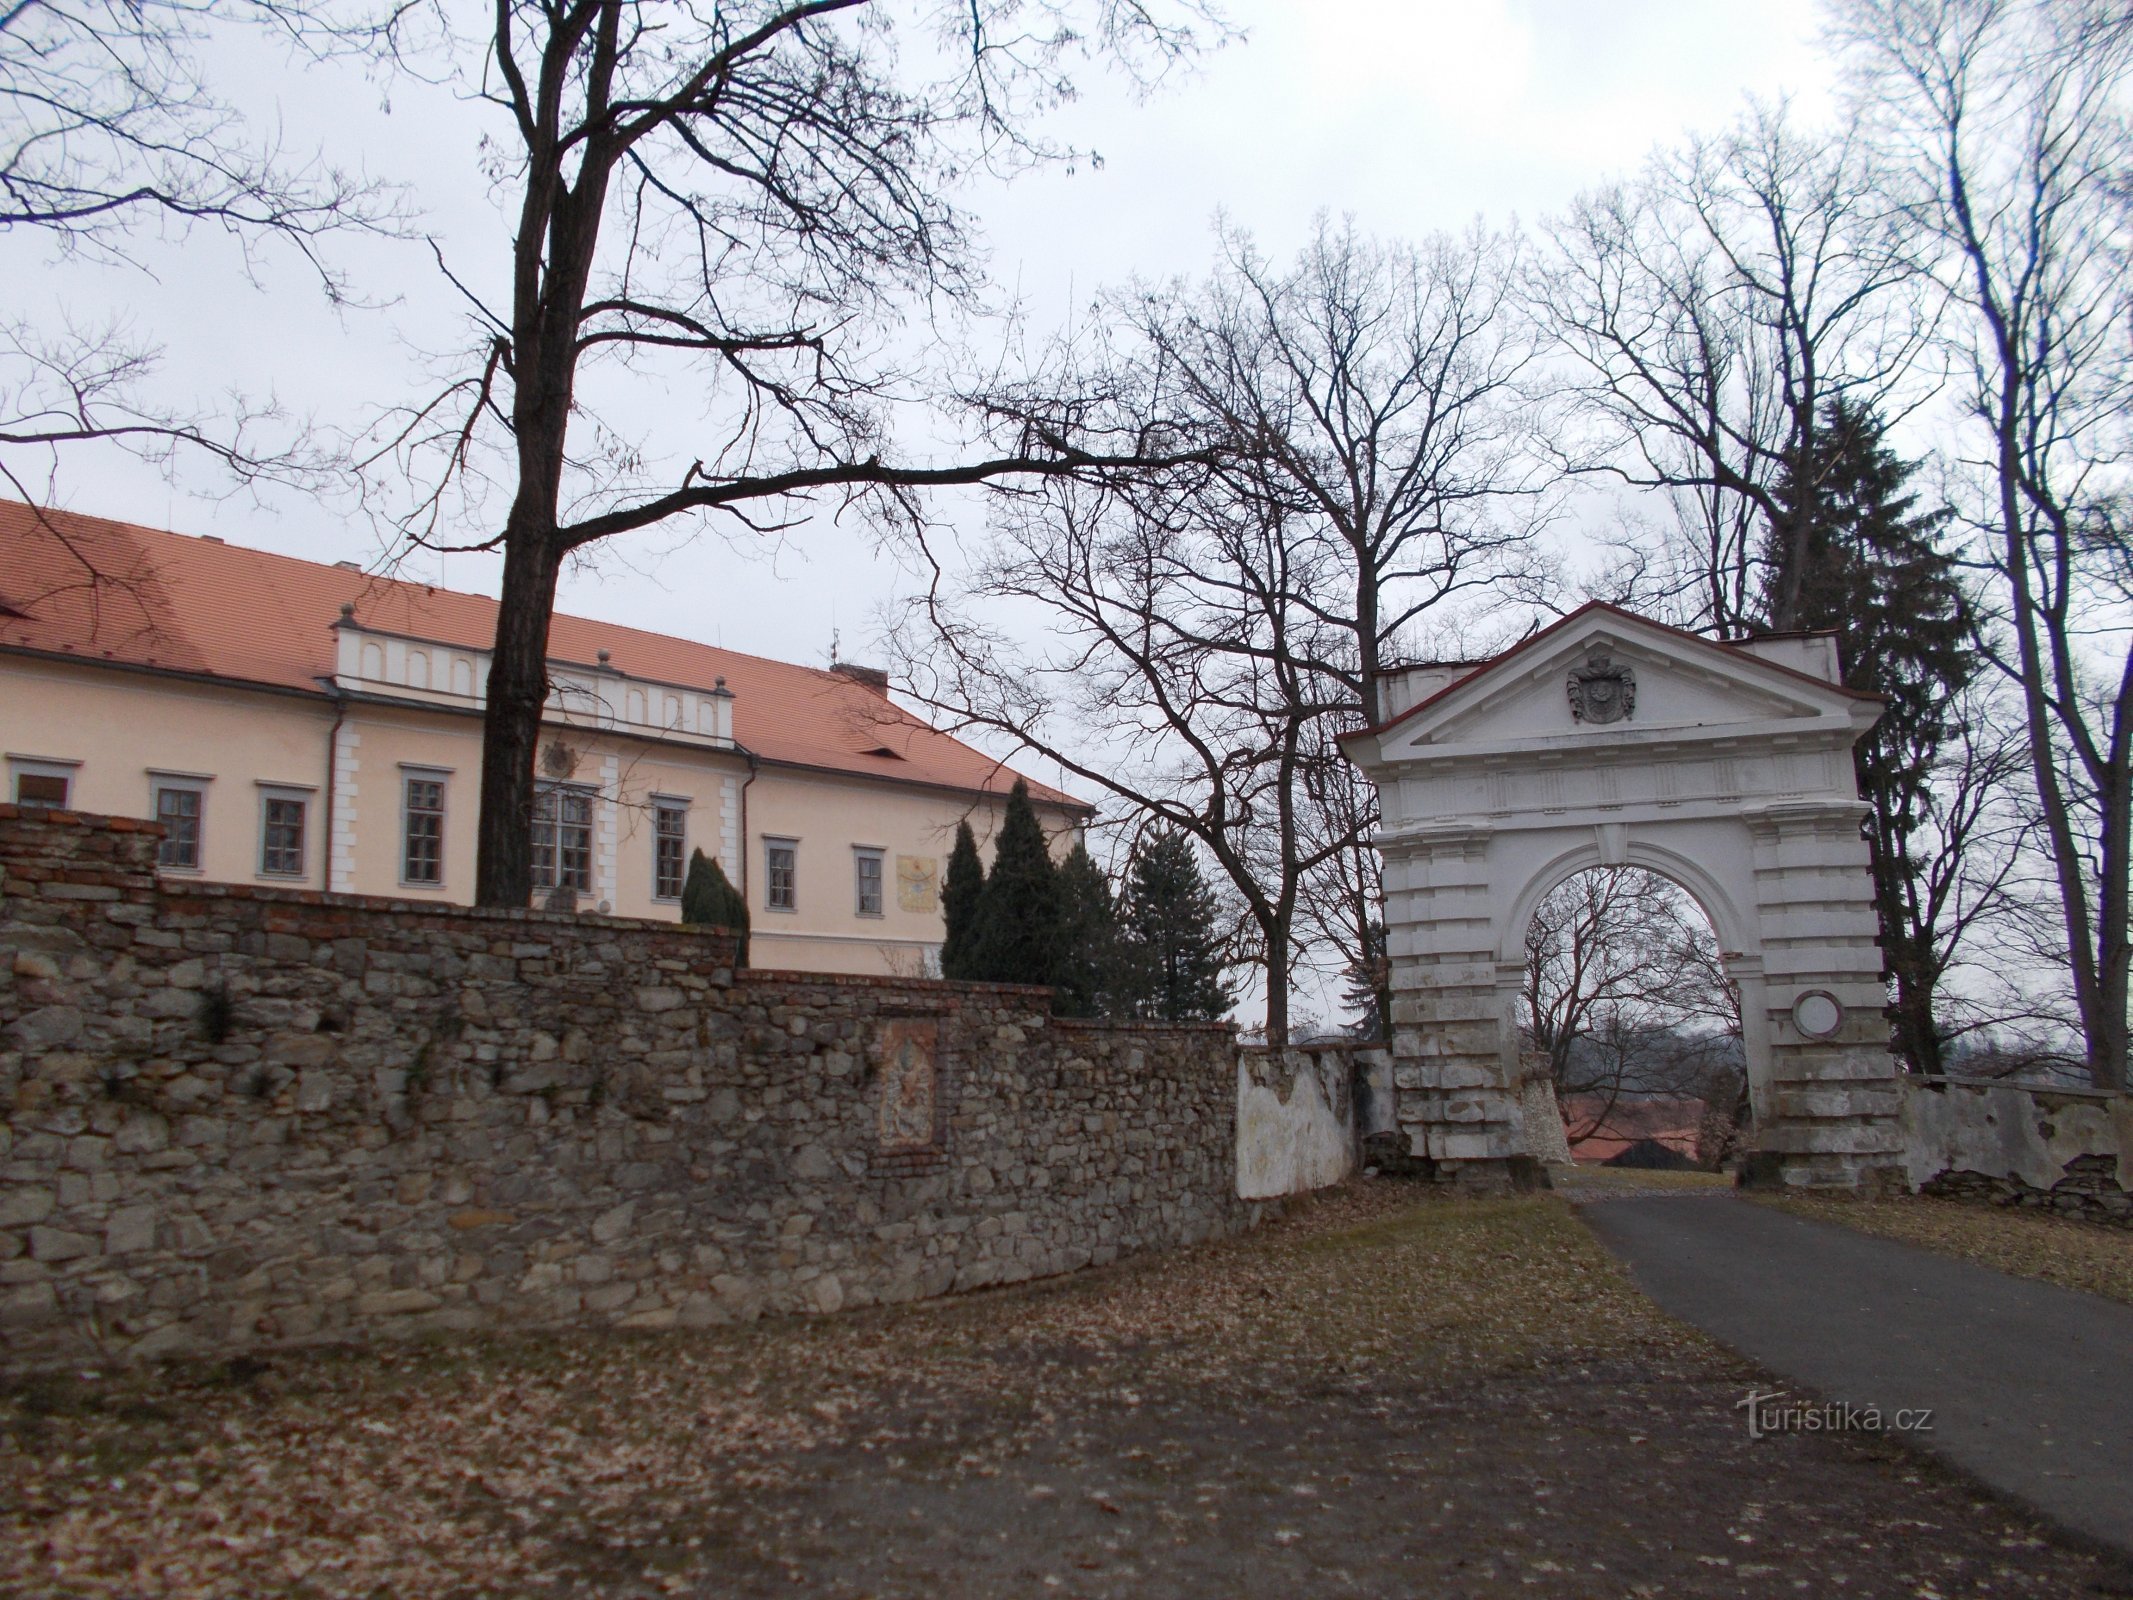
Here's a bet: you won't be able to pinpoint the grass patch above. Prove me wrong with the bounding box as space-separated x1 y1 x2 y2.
1554 1165 1734 1193
1758 1191 2133 1306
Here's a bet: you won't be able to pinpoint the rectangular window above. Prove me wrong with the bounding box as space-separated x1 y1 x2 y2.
854 847 884 916
403 775 445 885
155 786 203 870
8 757 78 807
653 802 688 900
532 784 593 893
764 837 797 911
16 772 69 807
260 795 307 877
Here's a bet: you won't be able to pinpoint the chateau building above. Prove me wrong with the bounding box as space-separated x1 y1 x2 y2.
0 501 1085 974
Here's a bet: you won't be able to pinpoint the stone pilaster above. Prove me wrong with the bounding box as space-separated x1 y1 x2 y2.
1745 802 1906 1190
1381 825 1524 1186
329 717 360 894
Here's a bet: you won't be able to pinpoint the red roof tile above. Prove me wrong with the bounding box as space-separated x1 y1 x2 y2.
0 500 1083 810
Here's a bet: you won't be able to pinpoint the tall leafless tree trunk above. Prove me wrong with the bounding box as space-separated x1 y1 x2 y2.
351 0 1225 905
1840 0 2133 1088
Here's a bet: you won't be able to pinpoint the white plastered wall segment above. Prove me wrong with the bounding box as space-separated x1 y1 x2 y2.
330 718 360 894
1342 603 1906 1193
596 751 620 911
719 774 741 884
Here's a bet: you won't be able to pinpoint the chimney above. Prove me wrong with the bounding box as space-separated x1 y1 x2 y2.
830 662 891 697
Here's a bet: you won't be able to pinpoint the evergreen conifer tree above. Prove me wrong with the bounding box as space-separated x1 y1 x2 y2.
680 848 750 966
940 820 986 981
1761 398 1975 1073
1052 841 1120 1017
970 780 1063 986
1117 829 1233 1022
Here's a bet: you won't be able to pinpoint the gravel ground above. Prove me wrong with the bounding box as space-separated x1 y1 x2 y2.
5 1180 2128 1599
1760 1191 2133 1307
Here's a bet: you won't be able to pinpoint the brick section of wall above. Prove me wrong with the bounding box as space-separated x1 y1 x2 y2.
0 807 1248 1368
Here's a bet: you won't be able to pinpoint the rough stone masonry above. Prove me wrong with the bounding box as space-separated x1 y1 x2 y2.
0 807 1250 1369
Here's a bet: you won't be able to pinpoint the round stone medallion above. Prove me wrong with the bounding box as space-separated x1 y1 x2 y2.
1791 990 1844 1040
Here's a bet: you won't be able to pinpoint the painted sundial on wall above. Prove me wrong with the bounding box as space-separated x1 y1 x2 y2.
896 854 939 912
1792 990 1844 1040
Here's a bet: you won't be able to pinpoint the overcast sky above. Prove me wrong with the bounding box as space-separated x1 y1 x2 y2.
28 0 1838 664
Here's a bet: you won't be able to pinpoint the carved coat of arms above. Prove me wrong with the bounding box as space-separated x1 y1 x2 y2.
1567 652 1636 725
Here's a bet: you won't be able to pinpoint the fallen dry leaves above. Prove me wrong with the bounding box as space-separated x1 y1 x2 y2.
3 1180 2123 1599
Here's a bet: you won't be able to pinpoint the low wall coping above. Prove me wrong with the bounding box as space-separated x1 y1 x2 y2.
4 804 1074 1003
1912 1074 2125 1105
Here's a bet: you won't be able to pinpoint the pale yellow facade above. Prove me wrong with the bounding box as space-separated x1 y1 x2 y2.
1 646 1078 977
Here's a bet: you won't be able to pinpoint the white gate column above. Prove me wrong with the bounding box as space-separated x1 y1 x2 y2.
1747 803 1907 1189
1381 826 1525 1182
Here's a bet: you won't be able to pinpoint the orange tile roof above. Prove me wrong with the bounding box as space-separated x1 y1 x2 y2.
0 500 1085 810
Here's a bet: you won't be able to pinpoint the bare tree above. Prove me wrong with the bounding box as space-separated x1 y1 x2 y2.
1535 101 1926 633
342 0 1224 906
1295 737 1388 1035
1131 216 1549 720
1136 220 1550 1016
895 218 1548 1033
1 0 393 509
1839 0 2133 1088
895 470 1347 1038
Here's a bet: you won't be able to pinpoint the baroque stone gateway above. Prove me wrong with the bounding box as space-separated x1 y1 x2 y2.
0 807 1252 1368
1342 603 1910 1191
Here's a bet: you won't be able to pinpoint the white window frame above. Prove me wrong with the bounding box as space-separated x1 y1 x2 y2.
532 781 595 894
399 766 450 889
7 754 79 809
256 783 315 880
651 796 690 902
853 845 886 918
763 835 799 913
147 771 211 873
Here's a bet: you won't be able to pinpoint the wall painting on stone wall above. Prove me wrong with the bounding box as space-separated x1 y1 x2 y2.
875 1018 939 1152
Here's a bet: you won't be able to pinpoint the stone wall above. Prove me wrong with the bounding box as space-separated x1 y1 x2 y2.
0 807 1249 1369
1901 1076 2132 1227
1235 1045 1386 1199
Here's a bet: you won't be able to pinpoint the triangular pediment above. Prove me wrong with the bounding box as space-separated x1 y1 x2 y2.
1366 606 1874 760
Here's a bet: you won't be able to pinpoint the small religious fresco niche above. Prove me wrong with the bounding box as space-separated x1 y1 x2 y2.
874 1017 942 1155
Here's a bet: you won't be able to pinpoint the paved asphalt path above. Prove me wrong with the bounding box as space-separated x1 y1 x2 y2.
1579 1194 2133 1558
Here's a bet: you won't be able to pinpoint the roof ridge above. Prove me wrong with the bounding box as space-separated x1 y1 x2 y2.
1 498 1088 811
0 498 881 688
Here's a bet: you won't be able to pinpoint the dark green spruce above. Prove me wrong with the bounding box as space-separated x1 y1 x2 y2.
939 820 986 981
1116 829 1233 1023
1760 398 1975 1075
680 848 750 967
968 780 1063 987
1052 841 1120 1018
